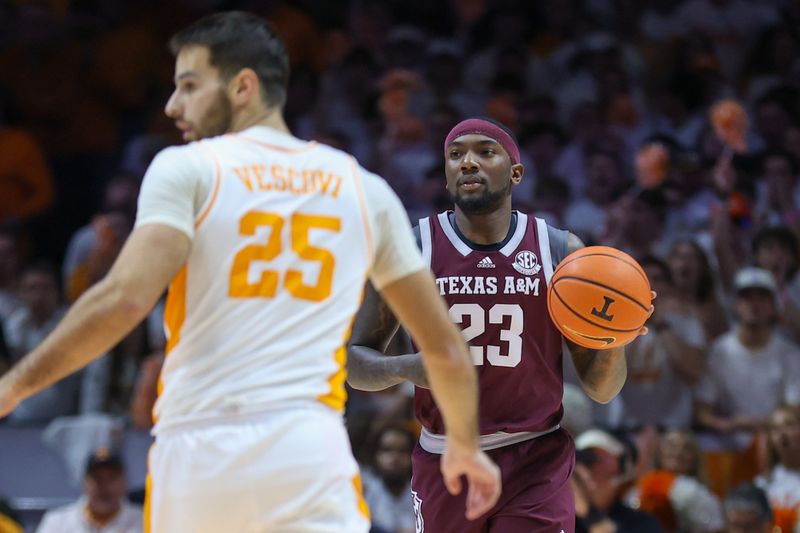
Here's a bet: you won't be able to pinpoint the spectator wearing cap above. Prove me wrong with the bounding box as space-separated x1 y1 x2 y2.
694 267 800 497
573 429 664 533
723 484 773 533
36 449 142 533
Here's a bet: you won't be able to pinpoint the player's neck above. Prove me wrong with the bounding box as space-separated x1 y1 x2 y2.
453 204 513 245
231 106 291 135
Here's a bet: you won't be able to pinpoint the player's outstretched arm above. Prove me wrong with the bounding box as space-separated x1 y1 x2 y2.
0 225 190 417
380 268 501 519
346 282 429 391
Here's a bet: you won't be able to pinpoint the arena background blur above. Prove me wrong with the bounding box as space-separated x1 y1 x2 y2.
2 1 800 532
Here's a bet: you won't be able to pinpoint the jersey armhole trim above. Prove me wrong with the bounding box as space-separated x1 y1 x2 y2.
229 134 319 153
194 142 222 229
419 217 432 266
349 157 374 262
535 217 554 285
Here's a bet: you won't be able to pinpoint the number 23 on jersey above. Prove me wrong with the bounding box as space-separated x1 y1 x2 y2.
228 210 341 302
449 303 523 368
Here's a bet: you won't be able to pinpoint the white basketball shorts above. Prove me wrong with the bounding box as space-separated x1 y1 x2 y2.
145 406 370 532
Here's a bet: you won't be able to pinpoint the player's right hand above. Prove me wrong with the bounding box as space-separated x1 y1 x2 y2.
441 443 501 520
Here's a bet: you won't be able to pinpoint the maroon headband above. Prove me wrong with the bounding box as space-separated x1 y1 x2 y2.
444 118 520 164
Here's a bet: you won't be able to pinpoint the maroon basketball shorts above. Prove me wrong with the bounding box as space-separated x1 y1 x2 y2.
411 427 575 533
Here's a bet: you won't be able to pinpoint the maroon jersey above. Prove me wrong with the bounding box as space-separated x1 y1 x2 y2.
414 211 567 435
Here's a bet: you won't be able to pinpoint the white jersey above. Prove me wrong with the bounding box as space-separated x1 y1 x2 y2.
135 126 423 432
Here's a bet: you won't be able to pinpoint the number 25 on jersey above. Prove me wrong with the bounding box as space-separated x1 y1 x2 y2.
229 211 341 302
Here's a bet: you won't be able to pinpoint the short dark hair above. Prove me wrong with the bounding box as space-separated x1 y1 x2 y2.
169 11 290 108
85 449 125 476
724 484 772 523
638 255 673 284
753 225 799 258
367 423 415 468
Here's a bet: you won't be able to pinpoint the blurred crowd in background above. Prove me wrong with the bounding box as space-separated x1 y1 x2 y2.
2 0 800 532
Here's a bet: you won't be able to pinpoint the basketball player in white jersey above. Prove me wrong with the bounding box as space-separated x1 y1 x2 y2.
0 12 500 532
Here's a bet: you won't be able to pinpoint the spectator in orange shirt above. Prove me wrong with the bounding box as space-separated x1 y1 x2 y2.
0 88 52 223
0 121 54 224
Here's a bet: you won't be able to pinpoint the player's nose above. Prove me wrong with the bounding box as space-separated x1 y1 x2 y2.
460 153 480 173
164 91 181 119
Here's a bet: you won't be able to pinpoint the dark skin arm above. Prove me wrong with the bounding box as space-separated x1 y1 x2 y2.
347 233 646 403
346 282 429 391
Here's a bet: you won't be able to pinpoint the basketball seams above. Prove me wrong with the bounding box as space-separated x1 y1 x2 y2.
548 246 651 348
554 276 650 311
548 286 643 333
554 252 650 287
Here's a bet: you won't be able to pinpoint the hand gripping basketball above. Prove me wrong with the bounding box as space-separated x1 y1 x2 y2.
547 246 654 349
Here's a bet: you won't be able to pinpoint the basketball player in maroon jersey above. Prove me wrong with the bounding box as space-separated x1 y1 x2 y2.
347 118 651 533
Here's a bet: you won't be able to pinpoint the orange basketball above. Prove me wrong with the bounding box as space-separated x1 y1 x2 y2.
547 246 652 349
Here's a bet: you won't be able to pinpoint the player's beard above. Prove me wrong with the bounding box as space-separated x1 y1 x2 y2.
449 179 512 215
194 89 234 140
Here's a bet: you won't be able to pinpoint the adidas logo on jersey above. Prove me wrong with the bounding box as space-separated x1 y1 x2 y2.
477 257 495 268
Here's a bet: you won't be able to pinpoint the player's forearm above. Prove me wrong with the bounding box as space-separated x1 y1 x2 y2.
346 346 421 391
570 343 627 404
1 277 150 402
379 270 480 449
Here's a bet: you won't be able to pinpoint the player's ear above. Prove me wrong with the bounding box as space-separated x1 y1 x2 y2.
229 68 260 107
510 163 524 185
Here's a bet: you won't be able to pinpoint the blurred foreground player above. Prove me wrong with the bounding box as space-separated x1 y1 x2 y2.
0 12 500 532
348 118 652 532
